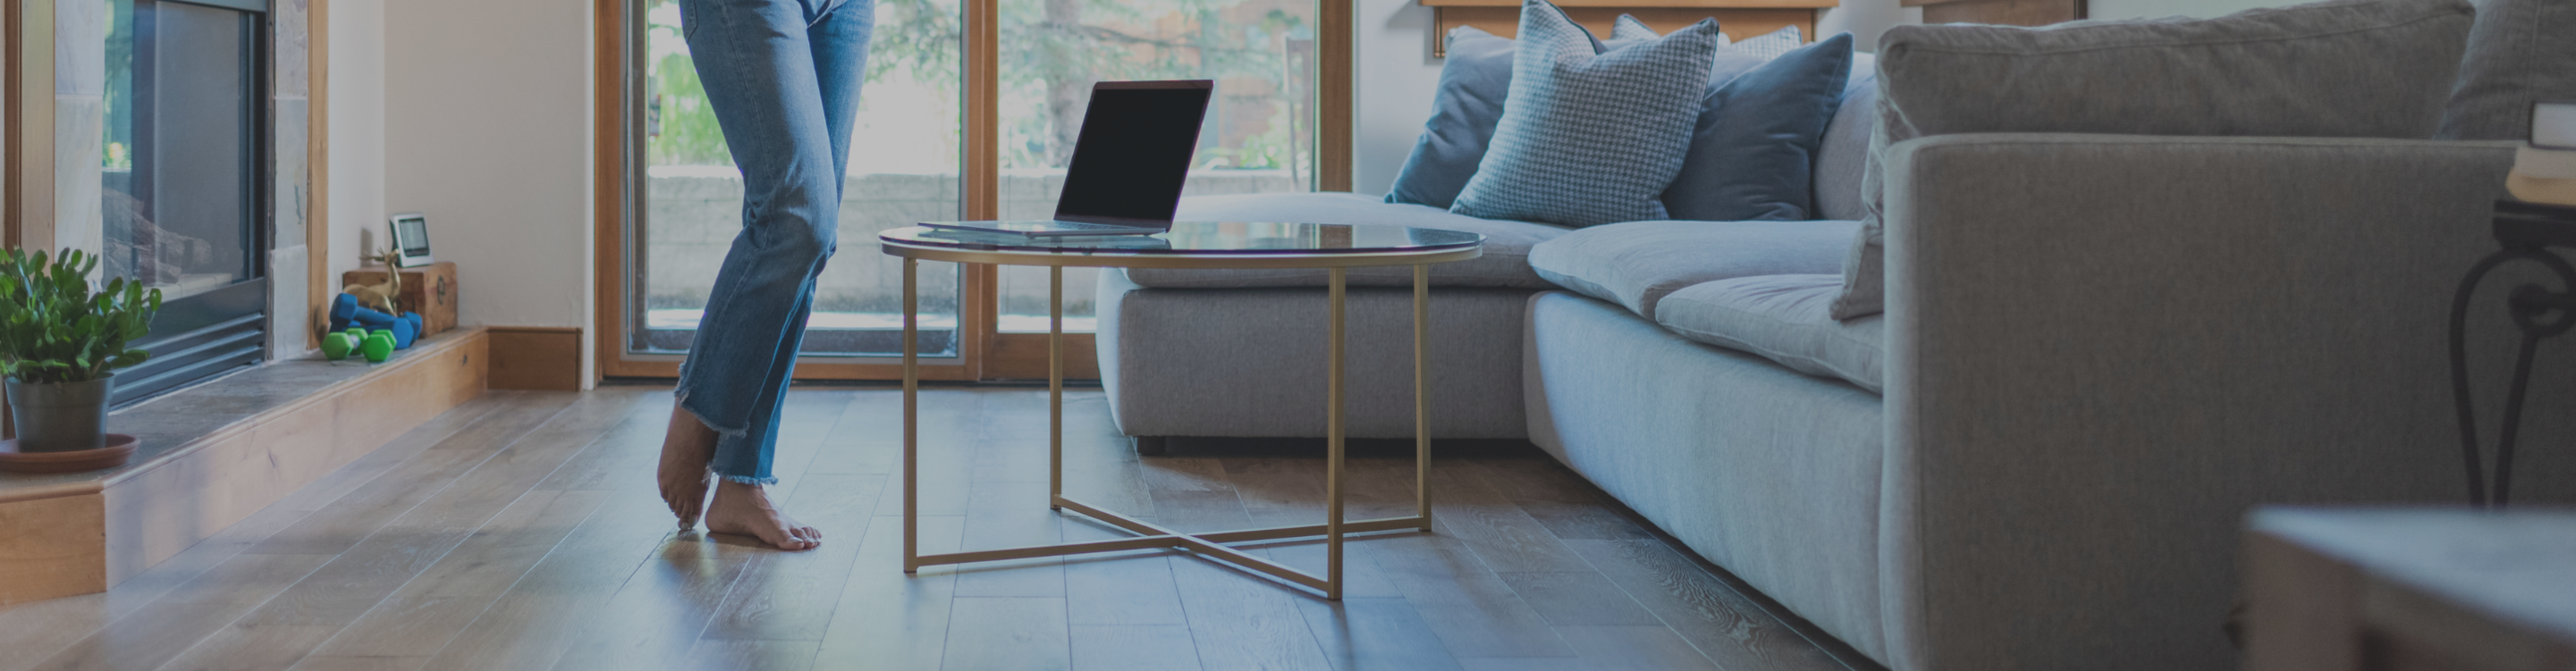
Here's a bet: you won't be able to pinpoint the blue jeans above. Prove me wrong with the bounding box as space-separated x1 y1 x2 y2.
674 0 874 485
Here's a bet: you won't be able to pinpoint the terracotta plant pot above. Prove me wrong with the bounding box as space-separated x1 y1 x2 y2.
4 375 113 452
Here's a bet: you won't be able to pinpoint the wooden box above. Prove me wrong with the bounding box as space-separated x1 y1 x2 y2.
342 262 457 337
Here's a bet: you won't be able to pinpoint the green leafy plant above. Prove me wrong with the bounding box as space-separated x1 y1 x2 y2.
0 248 160 383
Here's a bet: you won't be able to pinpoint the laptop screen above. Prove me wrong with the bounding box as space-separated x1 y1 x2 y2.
1052 80 1213 224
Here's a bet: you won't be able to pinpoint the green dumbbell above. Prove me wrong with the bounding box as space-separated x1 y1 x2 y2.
321 332 355 360
362 331 396 363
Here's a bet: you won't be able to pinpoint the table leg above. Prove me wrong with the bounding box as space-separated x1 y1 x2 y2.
902 257 920 573
1327 267 1346 600
1051 265 1064 511
1415 264 1432 529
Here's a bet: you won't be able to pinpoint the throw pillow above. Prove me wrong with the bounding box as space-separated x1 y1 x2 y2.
1384 27 1519 208
2438 0 2576 140
1729 25 1803 60
1384 21 1634 209
1662 32 1854 222
1827 0 2477 321
1450 0 1722 227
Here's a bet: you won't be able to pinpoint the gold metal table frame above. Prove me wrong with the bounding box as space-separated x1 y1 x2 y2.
882 236 1482 600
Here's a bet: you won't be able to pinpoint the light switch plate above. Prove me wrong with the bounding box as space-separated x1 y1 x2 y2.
2538 102 2576 150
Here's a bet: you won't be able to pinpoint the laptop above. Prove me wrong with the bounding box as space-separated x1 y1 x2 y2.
923 80 1215 236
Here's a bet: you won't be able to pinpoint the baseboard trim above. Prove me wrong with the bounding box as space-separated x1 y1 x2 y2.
487 326 584 391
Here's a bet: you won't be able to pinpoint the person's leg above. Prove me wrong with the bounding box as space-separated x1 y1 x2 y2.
701 0 876 550
657 0 848 548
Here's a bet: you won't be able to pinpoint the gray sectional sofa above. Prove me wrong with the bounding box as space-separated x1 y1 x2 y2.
1095 3 2576 669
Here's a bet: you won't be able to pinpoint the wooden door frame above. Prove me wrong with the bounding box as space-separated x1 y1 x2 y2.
591 0 1352 382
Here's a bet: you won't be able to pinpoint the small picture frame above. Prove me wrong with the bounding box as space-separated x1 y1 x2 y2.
387 213 435 267
2537 101 2576 151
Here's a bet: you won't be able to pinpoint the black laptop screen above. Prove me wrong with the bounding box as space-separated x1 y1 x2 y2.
1052 81 1213 224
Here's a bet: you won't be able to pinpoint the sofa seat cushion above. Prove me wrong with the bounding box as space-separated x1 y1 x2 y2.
1124 192 1572 289
1654 274 1885 393
1527 220 1856 321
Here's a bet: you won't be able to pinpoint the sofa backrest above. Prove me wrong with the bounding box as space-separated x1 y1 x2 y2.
1813 53 1878 222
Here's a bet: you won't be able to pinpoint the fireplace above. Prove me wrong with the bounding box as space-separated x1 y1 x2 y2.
58 0 283 406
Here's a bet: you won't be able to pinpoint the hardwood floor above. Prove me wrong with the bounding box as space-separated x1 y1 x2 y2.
0 386 1879 671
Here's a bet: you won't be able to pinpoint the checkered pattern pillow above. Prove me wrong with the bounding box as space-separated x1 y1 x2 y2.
1731 25 1803 61
1611 14 1657 41
1450 0 1722 227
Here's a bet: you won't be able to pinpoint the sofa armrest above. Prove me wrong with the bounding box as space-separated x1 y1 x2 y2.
1877 134 2571 671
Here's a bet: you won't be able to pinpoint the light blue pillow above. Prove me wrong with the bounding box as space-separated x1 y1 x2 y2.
1384 20 1656 209
1730 25 1803 60
1662 32 1854 222
1450 0 1722 227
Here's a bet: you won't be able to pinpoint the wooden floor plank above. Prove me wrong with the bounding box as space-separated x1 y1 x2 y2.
1555 625 1725 671
681 639 822 671
809 516 964 671
25 551 334 671
1565 540 1849 671
1295 596 1465 671
415 491 671 671
1168 557 1333 671
1368 533 1575 660
1496 572 1660 626
1069 624 1200 671
700 473 884 642
1060 519 1187 626
941 597 1071 671
1 388 1871 671
308 489 609 658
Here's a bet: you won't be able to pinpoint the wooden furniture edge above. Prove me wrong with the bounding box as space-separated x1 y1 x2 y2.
0 480 102 505
489 326 585 391
99 326 491 490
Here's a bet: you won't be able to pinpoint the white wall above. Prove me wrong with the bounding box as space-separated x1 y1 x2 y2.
2090 0 2306 19
327 0 386 305
1348 0 1916 197
382 0 596 382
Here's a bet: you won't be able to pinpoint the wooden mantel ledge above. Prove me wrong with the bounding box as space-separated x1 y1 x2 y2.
1418 0 1834 7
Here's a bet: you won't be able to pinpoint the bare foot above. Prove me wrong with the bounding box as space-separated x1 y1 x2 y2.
705 480 821 550
657 403 719 530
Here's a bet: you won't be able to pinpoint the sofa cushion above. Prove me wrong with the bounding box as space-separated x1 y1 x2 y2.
2438 0 2576 140
1449 2 1723 228
1812 55 1876 222
1661 33 1854 222
1827 0 2478 322
1527 219 1857 321
1654 274 1885 392
1123 192 1571 289
1386 23 1666 210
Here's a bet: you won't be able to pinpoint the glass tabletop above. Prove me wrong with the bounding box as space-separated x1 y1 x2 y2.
880 222 1483 256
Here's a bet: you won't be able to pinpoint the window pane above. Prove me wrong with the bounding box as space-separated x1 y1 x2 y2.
995 0 1318 332
637 0 967 357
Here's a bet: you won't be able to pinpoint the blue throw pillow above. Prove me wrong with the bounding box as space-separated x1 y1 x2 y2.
1450 0 1721 227
1661 32 1854 222
1385 21 1646 210
1384 27 1517 209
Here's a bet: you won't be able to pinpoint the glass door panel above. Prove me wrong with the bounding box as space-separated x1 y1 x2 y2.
635 0 966 358
993 0 1318 332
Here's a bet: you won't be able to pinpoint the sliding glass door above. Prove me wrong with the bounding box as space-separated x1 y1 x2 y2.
604 0 1339 381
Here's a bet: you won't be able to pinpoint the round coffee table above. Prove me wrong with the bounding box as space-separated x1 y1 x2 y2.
879 222 1484 600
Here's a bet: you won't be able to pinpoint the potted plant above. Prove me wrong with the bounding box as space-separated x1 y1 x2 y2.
0 248 159 452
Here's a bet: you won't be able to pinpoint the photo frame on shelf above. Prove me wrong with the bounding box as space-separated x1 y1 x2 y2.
387 213 435 267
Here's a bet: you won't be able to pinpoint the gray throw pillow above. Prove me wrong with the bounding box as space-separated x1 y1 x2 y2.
2437 0 2576 140
1450 0 1722 228
1827 0 2477 321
